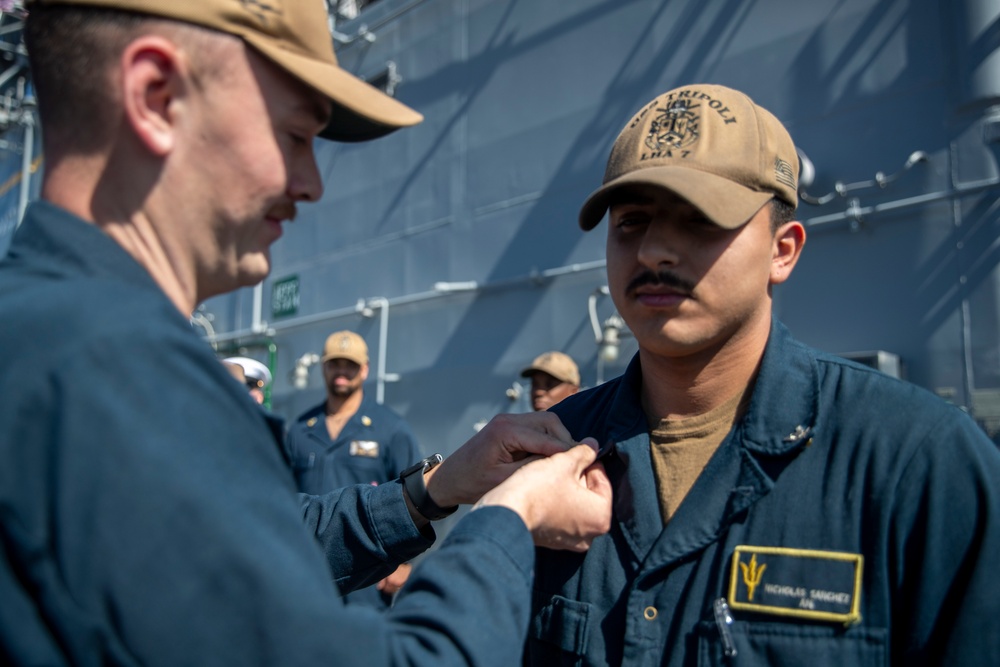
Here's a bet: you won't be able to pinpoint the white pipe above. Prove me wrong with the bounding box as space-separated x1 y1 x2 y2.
433 281 478 292
251 281 264 333
207 260 607 344
588 285 610 343
203 263 615 399
16 112 32 225
802 176 1000 229
366 297 391 404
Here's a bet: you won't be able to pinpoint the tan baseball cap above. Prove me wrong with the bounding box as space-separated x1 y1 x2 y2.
520 351 580 387
322 330 368 366
27 0 423 142
579 84 798 230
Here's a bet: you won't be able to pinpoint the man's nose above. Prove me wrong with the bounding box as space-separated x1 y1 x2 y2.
290 153 324 203
636 221 680 270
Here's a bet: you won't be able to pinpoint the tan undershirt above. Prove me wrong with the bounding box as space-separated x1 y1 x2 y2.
650 388 751 524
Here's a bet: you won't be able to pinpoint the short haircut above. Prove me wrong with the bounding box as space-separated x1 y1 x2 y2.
24 6 145 154
24 6 223 155
769 196 797 233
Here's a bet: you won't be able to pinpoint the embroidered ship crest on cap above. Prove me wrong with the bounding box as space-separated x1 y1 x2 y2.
238 0 283 25
645 99 701 154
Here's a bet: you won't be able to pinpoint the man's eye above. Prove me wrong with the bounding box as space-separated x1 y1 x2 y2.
616 215 647 228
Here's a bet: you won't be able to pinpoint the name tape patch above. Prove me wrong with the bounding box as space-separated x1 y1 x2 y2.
349 440 380 457
728 545 863 625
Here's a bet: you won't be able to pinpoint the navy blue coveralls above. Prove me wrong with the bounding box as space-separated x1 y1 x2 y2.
286 398 421 494
285 397 422 607
526 320 1000 666
0 201 539 667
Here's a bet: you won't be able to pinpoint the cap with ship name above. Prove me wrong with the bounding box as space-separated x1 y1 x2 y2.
579 83 799 230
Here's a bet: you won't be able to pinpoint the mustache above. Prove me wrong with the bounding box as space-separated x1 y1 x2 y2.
626 269 696 295
268 203 298 222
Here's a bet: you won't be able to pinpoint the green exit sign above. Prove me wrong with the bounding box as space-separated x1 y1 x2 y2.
271 275 299 319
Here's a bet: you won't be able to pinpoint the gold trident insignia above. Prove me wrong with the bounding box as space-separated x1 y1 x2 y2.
739 553 767 602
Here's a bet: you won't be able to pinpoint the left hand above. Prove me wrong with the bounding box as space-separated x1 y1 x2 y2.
425 412 579 508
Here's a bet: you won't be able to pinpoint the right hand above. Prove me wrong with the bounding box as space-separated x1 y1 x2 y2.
474 441 612 552
425 412 582 509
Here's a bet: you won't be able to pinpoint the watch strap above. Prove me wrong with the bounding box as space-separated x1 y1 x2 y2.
400 453 458 521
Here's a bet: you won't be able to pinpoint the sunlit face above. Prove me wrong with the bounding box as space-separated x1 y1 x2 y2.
605 186 779 362
170 38 331 301
323 358 368 397
528 371 579 411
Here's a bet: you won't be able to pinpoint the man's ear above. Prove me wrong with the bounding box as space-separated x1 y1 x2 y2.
119 35 186 156
770 220 806 285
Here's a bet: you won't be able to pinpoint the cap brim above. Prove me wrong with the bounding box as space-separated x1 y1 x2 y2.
321 353 368 365
578 166 774 231
245 34 423 143
521 366 577 385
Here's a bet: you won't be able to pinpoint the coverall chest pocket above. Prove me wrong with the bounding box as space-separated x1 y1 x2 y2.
695 619 887 666
289 451 319 490
526 594 592 666
337 450 387 484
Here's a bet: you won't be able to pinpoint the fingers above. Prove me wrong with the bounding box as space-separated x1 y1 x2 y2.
497 443 595 495
496 452 544 475
583 462 612 497
533 410 574 444
489 445 612 553
426 410 597 509
504 412 576 457
562 441 598 471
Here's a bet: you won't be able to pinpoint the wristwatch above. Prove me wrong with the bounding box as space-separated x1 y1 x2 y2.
400 453 458 521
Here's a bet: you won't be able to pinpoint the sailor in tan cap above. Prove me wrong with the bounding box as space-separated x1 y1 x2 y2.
520 351 580 411
525 83 1000 667
0 2 613 665
285 330 422 610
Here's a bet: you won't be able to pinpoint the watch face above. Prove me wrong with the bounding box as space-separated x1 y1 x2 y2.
401 453 457 521
403 454 441 477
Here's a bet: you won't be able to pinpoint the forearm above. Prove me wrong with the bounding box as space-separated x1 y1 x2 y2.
300 480 434 592
388 507 535 665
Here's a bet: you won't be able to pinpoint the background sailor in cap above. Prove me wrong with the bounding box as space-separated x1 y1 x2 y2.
223 356 272 404
520 351 581 412
284 330 422 609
